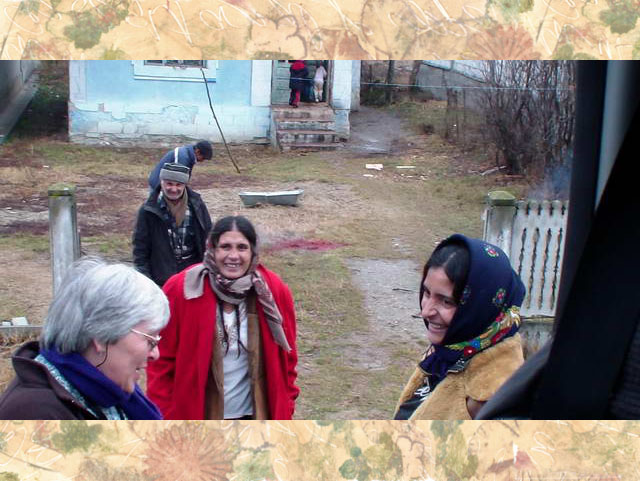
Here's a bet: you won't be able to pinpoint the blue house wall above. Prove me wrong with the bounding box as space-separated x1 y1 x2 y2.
69 60 272 145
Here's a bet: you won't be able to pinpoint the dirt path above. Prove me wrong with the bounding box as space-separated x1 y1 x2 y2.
345 105 412 155
346 258 424 369
329 258 425 419
343 106 428 374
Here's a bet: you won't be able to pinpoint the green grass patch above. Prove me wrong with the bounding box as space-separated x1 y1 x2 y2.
392 100 450 136
0 296 28 320
31 144 158 178
81 235 131 258
265 250 364 337
0 234 49 253
367 344 421 417
263 250 370 418
243 153 344 183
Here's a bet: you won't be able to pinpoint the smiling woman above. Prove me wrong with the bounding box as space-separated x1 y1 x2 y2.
394 234 526 420
0 257 169 420
147 215 300 420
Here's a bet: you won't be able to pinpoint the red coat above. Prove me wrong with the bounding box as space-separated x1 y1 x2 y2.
146 264 299 419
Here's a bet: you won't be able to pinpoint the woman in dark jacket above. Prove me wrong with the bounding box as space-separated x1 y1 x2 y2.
0 257 169 420
289 60 309 108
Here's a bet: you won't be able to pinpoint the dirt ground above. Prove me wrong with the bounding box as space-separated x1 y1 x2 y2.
1 105 419 298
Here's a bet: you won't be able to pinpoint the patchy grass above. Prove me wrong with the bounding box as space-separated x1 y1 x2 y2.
390 99 492 162
0 234 49 253
0 244 52 322
0 295 29 320
243 152 351 184
81 235 132 259
392 99 451 135
264 250 368 419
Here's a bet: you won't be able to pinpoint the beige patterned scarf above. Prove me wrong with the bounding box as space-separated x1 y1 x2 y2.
184 247 291 352
163 189 188 227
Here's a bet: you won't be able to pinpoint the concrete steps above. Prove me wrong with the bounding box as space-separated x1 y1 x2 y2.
281 142 341 152
277 129 338 144
271 104 341 151
277 120 336 131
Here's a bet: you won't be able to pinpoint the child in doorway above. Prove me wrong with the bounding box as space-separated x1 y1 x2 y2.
313 62 327 102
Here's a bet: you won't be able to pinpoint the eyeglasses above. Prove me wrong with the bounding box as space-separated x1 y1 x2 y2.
130 329 162 350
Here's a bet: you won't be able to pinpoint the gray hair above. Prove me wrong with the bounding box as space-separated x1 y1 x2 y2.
41 257 170 353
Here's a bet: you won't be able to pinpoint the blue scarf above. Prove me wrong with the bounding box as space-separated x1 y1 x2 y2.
41 347 162 420
419 234 526 385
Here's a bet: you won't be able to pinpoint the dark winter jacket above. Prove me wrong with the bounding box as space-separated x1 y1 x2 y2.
289 61 309 91
148 144 198 190
0 342 99 420
132 186 212 287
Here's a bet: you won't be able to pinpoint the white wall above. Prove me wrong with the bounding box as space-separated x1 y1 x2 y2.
331 60 353 138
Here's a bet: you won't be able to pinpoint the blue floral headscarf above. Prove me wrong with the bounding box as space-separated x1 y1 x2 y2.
419 234 526 384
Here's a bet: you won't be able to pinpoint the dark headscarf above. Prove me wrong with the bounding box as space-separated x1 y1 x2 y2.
419 234 526 385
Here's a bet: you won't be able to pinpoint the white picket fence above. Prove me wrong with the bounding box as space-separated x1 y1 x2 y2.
483 192 568 317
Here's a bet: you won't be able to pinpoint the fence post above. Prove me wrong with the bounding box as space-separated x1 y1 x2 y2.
483 190 516 256
48 183 80 295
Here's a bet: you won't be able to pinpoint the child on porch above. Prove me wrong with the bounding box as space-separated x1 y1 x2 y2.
313 61 327 102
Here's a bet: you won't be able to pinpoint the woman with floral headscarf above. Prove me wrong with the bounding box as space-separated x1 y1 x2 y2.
394 234 526 420
146 215 299 420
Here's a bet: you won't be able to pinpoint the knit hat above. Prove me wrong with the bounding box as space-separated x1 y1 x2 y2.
159 163 190 184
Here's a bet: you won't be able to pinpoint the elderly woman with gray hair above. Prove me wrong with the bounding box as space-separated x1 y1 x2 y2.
0 257 169 420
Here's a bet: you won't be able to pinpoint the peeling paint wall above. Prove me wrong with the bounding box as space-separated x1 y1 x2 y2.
68 60 272 146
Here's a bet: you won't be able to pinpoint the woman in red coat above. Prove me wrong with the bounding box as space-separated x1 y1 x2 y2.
146 215 299 419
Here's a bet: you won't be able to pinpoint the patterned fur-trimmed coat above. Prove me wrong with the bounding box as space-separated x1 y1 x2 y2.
395 334 524 420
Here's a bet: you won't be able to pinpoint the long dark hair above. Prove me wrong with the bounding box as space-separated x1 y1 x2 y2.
419 240 470 308
209 215 258 356
209 215 257 257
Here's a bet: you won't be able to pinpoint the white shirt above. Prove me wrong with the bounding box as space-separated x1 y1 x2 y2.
221 306 253 419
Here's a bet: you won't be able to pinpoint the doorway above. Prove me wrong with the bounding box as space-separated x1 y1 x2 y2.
270 60 331 105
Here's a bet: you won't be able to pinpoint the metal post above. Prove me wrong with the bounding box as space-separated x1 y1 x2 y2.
48 183 80 295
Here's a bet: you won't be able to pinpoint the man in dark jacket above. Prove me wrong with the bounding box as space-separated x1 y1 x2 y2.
148 140 213 191
133 163 212 286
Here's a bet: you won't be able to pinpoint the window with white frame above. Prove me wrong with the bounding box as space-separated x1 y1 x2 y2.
132 60 218 82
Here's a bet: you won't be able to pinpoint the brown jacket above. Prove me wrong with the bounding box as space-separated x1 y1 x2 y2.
0 342 99 420
396 334 524 420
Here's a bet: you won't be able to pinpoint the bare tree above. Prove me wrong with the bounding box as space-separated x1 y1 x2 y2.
409 60 422 99
478 61 575 181
385 60 396 104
